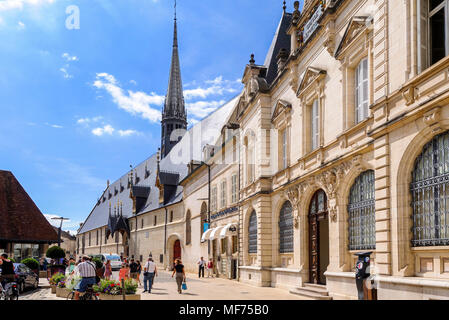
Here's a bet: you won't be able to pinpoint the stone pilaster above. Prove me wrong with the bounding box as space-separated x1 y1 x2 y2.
373 0 389 102
374 134 392 275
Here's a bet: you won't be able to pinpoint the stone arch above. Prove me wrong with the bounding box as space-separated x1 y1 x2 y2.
396 126 449 275
167 233 183 269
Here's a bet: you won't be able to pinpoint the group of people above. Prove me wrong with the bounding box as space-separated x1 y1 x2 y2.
197 257 214 278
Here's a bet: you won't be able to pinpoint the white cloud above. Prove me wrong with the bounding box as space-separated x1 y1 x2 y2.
183 76 240 100
59 67 72 79
129 80 137 85
0 0 55 12
186 100 226 119
118 129 140 137
77 116 103 125
62 52 78 62
17 21 25 29
92 124 115 136
93 72 163 123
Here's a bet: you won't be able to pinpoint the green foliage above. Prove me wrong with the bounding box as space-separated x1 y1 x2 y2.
49 272 65 286
9 258 15 263
21 258 39 270
46 246 66 260
123 278 138 295
92 257 103 269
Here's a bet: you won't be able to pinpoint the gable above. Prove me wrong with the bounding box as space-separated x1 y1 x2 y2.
272 99 292 122
335 16 372 59
296 67 327 97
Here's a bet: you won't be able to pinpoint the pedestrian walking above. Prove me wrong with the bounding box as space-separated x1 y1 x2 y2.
71 255 96 301
129 259 138 280
143 257 157 293
171 259 186 294
119 263 130 283
104 260 112 280
197 256 206 278
207 258 214 278
136 260 142 286
0 253 15 287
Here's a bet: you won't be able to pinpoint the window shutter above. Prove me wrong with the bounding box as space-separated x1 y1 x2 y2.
362 59 369 119
417 0 429 73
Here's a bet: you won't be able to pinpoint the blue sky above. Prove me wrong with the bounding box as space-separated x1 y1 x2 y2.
0 0 303 233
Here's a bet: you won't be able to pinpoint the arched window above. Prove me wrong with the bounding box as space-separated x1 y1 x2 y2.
248 211 257 254
200 202 208 238
279 201 294 253
411 131 449 247
348 170 376 250
185 210 191 245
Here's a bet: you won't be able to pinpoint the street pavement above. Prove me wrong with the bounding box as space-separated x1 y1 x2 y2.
20 270 305 300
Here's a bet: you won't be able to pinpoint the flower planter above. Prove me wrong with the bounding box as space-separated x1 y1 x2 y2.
98 293 141 300
50 285 57 294
56 287 72 298
39 271 47 279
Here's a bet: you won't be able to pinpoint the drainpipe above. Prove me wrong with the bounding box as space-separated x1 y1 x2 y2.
164 207 168 265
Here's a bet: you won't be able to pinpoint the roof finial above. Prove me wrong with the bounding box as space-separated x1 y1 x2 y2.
174 0 177 21
249 53 255 65
283 1 286 12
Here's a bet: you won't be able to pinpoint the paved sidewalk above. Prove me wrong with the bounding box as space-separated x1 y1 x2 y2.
130 270 304 300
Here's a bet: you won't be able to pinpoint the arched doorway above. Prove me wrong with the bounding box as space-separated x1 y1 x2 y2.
308 189 329 285
173 240 181 261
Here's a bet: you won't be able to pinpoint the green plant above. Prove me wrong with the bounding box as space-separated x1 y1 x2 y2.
46 246 66 260
49 272 65 286
123 278 138 295
92 257 103 269
9 258 15 263
21 258 39 270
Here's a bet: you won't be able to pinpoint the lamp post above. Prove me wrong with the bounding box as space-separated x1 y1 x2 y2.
51 216 70 247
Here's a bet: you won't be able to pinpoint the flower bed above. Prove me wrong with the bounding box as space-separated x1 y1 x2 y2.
49 273 65 295
93 279 140 300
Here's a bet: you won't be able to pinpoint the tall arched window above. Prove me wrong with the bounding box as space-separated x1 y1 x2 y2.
411 131 449 247
248 211 257 254
348 170 376 250
185 210 191 245
200 202 208 238
279 201 294 253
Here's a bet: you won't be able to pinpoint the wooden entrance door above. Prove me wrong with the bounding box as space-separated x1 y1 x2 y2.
173 240 181 260
309 189 329 285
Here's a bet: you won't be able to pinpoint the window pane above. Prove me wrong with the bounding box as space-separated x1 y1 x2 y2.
279 202 294 253
430 0 444 11
248 211 258 254
430 7 446 65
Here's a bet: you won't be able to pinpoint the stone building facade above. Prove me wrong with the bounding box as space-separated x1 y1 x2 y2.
77 0 449 299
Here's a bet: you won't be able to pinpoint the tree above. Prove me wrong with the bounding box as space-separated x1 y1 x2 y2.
46 246 66 261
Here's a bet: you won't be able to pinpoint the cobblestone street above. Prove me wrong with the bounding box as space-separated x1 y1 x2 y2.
21 270 305 300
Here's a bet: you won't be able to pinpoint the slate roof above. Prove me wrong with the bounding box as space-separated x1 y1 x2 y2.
263 11 292 85
0 170 59 243
78 96 239 235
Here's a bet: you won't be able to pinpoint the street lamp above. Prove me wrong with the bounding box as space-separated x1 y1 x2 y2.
51 216 70 247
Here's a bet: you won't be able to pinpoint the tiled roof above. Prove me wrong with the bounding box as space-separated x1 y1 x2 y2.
0 170 59 243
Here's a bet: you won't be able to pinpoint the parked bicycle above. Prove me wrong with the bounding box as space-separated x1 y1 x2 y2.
66 284 99 300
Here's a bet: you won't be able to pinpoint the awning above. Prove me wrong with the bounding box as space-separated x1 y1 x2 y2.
201 228 214 243
219 223 238 239
209 226 225 240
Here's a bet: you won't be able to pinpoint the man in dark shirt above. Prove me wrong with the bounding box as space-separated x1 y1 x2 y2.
0 253 16 286
129 259 138 280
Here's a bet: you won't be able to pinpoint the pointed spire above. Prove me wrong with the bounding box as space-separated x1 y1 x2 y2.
163 0 185 120
283 1 286 12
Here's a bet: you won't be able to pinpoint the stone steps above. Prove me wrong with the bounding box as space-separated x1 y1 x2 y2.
290 284 332 300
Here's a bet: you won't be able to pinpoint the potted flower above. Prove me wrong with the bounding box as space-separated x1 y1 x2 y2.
94 279 140 300
49 272 65 294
